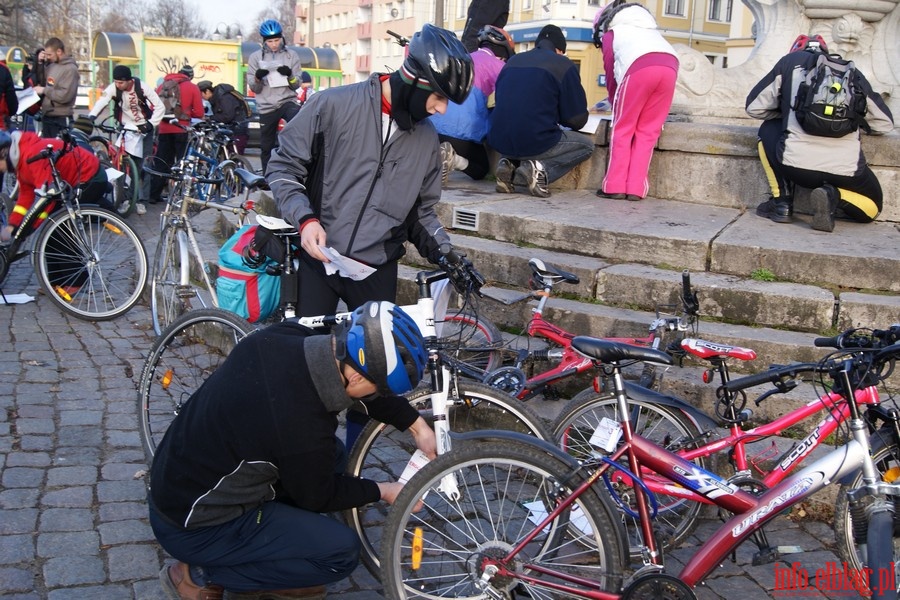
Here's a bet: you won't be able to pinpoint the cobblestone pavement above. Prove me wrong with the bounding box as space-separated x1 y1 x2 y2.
0 202 853 599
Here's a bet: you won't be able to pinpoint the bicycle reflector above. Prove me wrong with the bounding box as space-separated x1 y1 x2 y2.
412 527 424 570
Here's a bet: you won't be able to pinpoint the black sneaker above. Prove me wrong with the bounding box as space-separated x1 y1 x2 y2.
756 197 793 223
810 185 838 232
495 158 516 194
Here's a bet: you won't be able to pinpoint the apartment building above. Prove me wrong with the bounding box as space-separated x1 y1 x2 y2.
294 0 755 106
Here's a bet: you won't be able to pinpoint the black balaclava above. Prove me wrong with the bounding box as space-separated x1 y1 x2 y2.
389 62 435 131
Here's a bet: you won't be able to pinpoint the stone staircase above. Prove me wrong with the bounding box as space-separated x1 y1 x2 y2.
395 145 900 425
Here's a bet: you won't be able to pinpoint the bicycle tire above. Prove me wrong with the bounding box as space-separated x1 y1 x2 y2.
88 135 110 163
345 380 553 576
150 224 215 335
32 207 148 320
111 154 140 218
834 431 900 593
551 388 706 557
380 439 627 599
137 308 256 461
438 310 503 373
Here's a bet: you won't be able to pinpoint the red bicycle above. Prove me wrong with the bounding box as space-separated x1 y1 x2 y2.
450 259 700 401
380 327 900 599
86 116 141 217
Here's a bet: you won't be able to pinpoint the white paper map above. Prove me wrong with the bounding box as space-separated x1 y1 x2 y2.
319 246 375 281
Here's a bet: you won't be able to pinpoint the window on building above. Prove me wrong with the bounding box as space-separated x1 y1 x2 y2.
457 0 466 18
523 0 533 11
664 0 685 16
708 0 732 21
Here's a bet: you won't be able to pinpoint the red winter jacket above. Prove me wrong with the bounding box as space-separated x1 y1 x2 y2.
156 73 205 135
8 131 100 229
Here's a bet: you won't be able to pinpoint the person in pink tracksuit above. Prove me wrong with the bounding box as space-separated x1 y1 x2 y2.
593 1 678 201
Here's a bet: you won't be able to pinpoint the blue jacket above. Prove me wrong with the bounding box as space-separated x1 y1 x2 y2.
487 40 589 157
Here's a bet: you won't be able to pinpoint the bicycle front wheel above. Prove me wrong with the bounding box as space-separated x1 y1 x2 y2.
834 431 900 592
345 380 552 575
33 207 148 320
137 308 255 461
552 388 705 557
438 310 503 374
380 440 627 599
111 154 140 218
150 224 215 335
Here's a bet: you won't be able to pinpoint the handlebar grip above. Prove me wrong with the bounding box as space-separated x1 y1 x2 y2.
439 242 462 267
26 146 54 164
681 269 700 316
814 335 842 348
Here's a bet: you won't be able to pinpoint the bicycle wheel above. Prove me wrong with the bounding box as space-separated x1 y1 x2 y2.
150 224 215 335
834 431 900 591
380 440 627 599
32 207 148 320
88 136 110 162
137 308 255 461
344 380 553 575
552 388 705 557
438 310 503 373
111 154 140 217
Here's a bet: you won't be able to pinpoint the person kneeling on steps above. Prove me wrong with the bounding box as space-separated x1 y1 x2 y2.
148 301 436 600
745 34 894 232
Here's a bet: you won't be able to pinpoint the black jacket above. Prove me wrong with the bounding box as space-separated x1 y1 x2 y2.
149 321 420 529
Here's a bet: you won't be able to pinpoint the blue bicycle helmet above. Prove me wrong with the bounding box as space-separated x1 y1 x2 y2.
259 19 283 40
336 301 427 396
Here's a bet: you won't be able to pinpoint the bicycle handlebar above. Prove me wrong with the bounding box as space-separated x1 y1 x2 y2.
141 163 225 186
436 243 486 298
721 362 819 393
814 325 900 350
387 29 410 47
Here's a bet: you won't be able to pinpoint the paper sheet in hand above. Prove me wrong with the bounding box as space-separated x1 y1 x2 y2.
319 247 375 281
259 60 289 88
16 88 41 115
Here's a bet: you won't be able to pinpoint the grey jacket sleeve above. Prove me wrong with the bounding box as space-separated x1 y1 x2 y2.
266 100 318 228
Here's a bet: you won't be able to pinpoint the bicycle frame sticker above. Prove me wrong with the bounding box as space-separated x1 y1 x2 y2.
732 474 818 536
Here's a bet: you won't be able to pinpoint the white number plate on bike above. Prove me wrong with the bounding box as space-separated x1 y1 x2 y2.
589 418 623 452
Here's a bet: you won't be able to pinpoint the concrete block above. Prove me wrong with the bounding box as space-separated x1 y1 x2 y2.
837 292 900 330
598 264 835 332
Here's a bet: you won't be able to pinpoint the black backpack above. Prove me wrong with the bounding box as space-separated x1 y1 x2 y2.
114 77 154 123
211 83 251 124
793 52 868 138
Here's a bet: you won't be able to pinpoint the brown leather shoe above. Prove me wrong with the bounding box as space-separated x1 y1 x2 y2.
224 586 327 599
160 562 224 600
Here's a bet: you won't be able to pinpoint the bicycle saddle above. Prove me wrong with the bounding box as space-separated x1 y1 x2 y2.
234 168 268 190
681 338 757 361
528 258 580 286
572 336 674 366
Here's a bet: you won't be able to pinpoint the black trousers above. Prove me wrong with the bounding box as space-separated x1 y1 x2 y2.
757 119 883 222
149 133 188 201
259 101 301 175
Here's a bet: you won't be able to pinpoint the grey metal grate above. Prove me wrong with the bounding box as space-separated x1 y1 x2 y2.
451 208 480 232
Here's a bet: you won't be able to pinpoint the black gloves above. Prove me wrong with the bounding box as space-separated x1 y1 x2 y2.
277 65 292 77
255 69 269 80
138 122 153 135
87 114 96 122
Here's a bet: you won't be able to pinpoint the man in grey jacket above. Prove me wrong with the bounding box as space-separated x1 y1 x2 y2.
267 24 473 318
247 19 304 173
32 37 79 138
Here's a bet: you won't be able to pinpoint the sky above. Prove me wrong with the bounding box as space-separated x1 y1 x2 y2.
199 0 255 40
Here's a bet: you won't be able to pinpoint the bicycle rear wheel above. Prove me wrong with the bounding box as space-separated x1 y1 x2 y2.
380 440 627 599
111 154 140 217
137 308 255 461
32 207 148 320
552 389 705 557
344 380 552 575
150 223 215 335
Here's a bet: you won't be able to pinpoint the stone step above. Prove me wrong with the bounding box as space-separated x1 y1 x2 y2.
436 184 900 294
